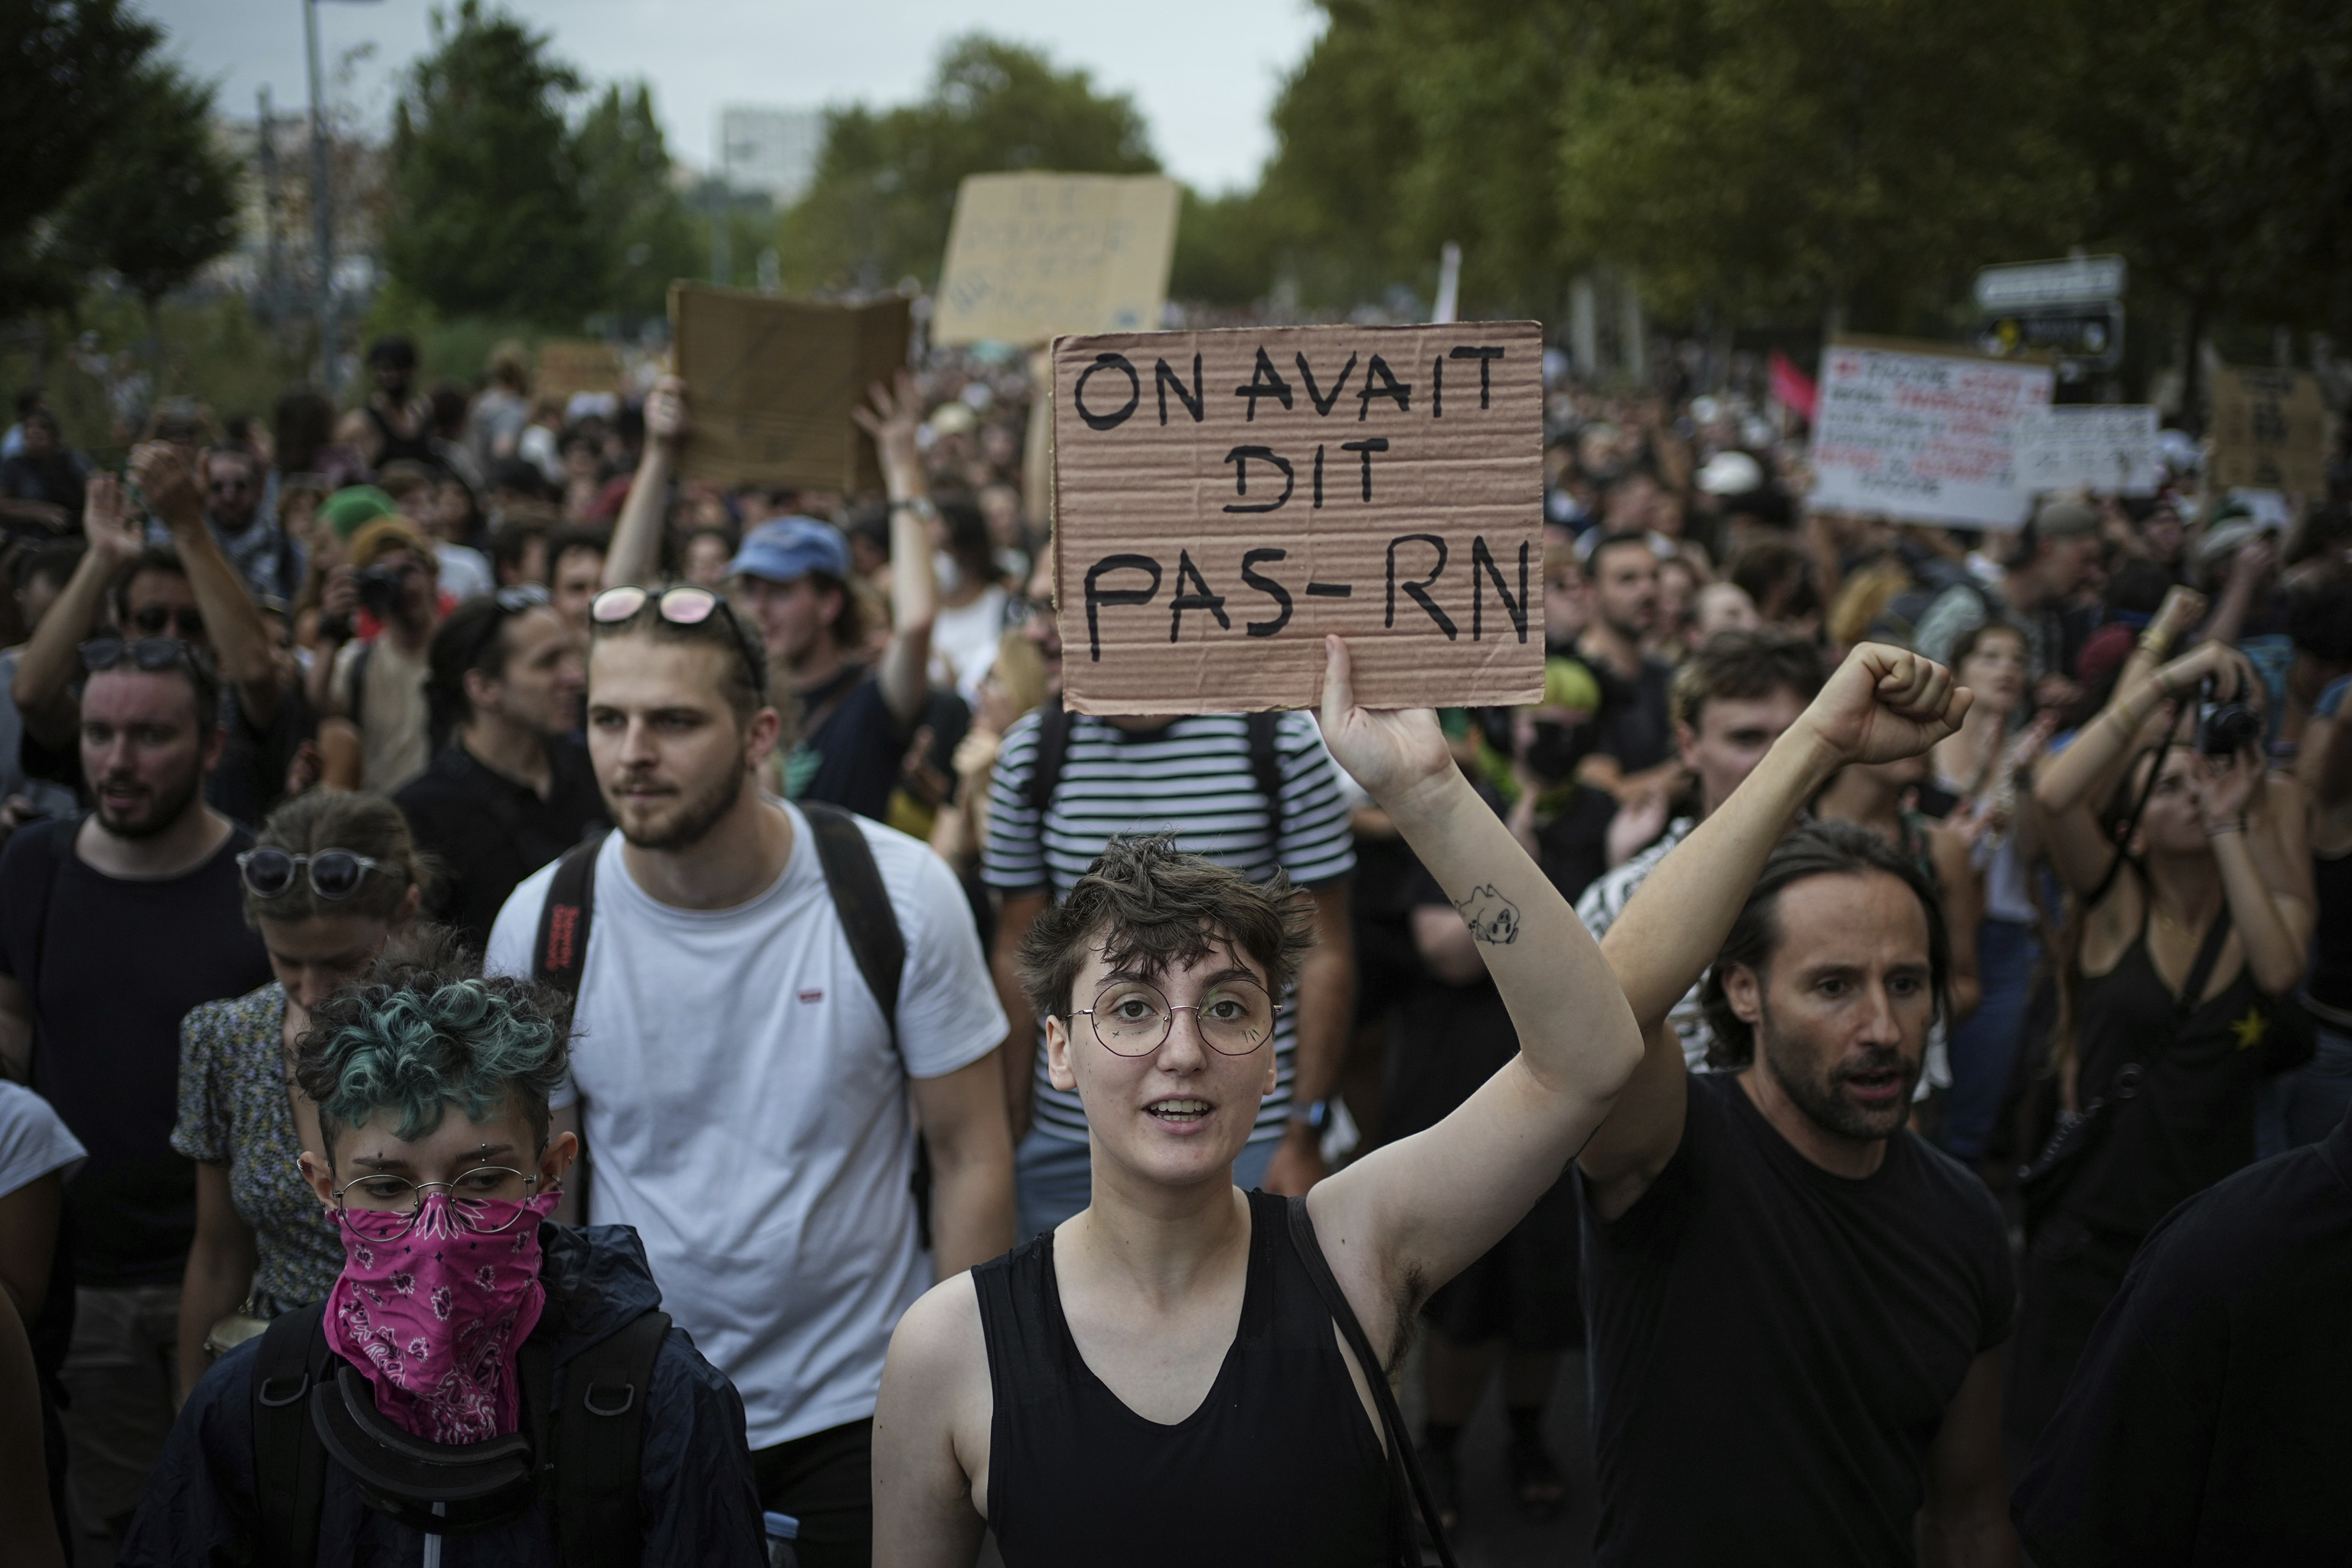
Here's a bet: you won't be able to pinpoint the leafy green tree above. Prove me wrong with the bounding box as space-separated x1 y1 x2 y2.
0 0 160 319
779 34 1158 293
381 1 598 323
574 82 701 318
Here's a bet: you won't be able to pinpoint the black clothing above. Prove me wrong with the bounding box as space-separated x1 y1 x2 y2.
0 818 270 1285
2308 847 2352 1014
396 737 608 949
1578 1073 2013 1566
974 1187 1391 1567
0 449 90 522
750 1419 874 1568
361 400 436 466
205 681 310 828
119 1222 768 1566
1589 655 1675 773
1530 782 1617 903
2014 1106 2352 1566
2062 910 2295 1238
792 662 910 823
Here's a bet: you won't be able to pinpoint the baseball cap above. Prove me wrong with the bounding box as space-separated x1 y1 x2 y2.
728 518 852 584
318 485 398 541
348 516 438 570
1697 450 1763 496
2031 496 2102 538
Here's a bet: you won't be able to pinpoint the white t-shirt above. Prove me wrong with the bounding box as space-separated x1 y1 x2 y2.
485 802 1004 1447
929 583 1009 705
0 1081 87 1197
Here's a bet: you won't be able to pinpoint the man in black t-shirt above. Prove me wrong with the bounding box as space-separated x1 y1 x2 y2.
1576 531 1681 801
0 638 270 1559
1576 644 2015 1567
2014 1102 2352 1566
395 587 604 949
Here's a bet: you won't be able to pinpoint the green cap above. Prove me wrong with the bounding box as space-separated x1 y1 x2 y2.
318 485 398 541
1540 656 1602 714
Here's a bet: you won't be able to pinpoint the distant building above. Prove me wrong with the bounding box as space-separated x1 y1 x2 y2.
716 106 824 205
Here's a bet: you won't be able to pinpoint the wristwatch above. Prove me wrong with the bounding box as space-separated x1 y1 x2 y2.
1289 1099 1334 1132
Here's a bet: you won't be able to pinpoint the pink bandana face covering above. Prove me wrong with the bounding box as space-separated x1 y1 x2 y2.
323 1189 560 1444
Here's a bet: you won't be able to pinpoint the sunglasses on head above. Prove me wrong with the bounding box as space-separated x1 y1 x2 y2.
589 586 767 701
459 583 555 674
81 636 200 676
131 604 205 639
237 847 387 901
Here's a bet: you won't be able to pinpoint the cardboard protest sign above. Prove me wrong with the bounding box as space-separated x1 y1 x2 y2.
533 339 622 401
669 285 910 493
2016 404 2162 495
933 173 1181 347
1053 322 1544 715
1809 335 2053 527
2209 368 2333 495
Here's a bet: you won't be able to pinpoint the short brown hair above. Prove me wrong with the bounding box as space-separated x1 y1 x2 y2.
1018 837 1315 1024
1671 628 1826 730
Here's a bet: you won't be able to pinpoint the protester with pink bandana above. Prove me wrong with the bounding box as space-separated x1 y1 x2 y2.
119 936 766 1566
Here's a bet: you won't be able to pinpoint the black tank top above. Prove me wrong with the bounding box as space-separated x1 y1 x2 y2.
363 401 436 466
975 1189 1393 1567
2066 902 2275 1236
2308 850 2352 1014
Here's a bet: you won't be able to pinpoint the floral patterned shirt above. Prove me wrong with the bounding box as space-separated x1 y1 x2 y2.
172 982 345 1309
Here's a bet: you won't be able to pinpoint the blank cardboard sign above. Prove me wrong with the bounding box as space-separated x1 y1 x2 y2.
534 338 623 401
933 173 1181 347
670 284 910 492
1054 322 1544 715
2210 367 2333 495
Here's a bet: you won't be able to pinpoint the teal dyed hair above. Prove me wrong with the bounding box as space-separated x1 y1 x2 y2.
294 928 572 1166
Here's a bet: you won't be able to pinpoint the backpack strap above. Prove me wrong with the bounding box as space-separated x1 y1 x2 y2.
800 800 925 1247
1283 1197 1459 1568
534 828 612 1001
250 1302 334 1568
551 1309 672 1568
1246 710 1285 850
1023 694 1074 819
345 640 374 734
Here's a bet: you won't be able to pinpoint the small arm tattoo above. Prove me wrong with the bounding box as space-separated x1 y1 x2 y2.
1455 884 1521 945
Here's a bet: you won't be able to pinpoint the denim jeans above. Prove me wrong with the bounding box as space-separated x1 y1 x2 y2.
1942 918 2039 1166
2256 1024 2352 1159
1015 1128 1281 1240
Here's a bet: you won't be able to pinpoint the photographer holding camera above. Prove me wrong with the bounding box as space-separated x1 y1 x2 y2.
307 517 444 793
2012 635 2315 1445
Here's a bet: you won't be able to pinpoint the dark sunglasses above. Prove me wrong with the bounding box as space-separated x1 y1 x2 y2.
237 847 387 901
590 586 767 701
81 636 200 676
131 604 206 639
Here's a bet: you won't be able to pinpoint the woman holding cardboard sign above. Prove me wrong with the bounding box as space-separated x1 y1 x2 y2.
869 635 1647 1566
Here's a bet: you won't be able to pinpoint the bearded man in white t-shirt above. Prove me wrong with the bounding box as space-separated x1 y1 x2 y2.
486 586 1011 1568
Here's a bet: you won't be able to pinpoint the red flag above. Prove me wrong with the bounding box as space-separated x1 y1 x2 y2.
1769 351 1818 422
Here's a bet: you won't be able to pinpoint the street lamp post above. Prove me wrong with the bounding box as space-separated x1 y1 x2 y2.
304 0 336 394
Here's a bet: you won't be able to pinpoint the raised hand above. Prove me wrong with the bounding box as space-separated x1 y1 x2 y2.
851 370 926 495
83 473 145 565
1801 642 1971 769
2148 584 2208 647
128 441 201 530
644 375 689 450
1315 635 1452 809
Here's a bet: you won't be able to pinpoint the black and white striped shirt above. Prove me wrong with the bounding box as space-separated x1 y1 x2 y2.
982 710 1357 1145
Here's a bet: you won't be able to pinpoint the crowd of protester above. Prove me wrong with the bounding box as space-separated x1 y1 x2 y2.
0 328 2346 1567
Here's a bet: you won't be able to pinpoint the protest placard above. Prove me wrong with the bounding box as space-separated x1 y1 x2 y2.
2016 404 2162 495
533 338 623 401
669 285 910 492
2209 367 2334 495
1808 335 2053 527
933 173 1181 347
1053 322 1544 714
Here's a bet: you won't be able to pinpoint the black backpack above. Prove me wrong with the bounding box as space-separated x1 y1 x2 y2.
247 1296 671 1568
1024 697 1287 843
529 799 924 1243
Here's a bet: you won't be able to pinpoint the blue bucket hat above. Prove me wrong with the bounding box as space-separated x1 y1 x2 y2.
729 517 851 584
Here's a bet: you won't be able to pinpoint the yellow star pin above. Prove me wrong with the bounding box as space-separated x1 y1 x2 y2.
2230 1008 2270 1052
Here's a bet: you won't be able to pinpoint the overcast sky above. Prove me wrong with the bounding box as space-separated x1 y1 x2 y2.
149 0 1325 192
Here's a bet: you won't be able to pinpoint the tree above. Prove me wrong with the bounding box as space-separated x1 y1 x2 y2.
60 63 242 313
0 0 160 320
381 1 598 323
573 83 700 319
779 34 1159 294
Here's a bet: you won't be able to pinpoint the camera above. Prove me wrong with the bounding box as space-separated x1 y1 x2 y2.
354 563 409 619
2196 675 2262 756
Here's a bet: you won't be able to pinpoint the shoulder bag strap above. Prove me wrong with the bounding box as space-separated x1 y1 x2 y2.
1285 1197 1458 1568
2176 901 2236 1023
554 1309 672 1568
250 1302 333 1568
1024 694 1072 818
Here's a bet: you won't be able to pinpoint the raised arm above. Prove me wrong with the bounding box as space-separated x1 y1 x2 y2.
603 377 683 590
1306 636 1643 1357
1577 646 1968 1220
133 443 284 727
14 473 145 746
853 373 936 727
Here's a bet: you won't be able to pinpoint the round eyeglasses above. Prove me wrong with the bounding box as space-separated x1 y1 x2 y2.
1074 978 1280 1057
238 847 387 901
329 1168 544 1238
